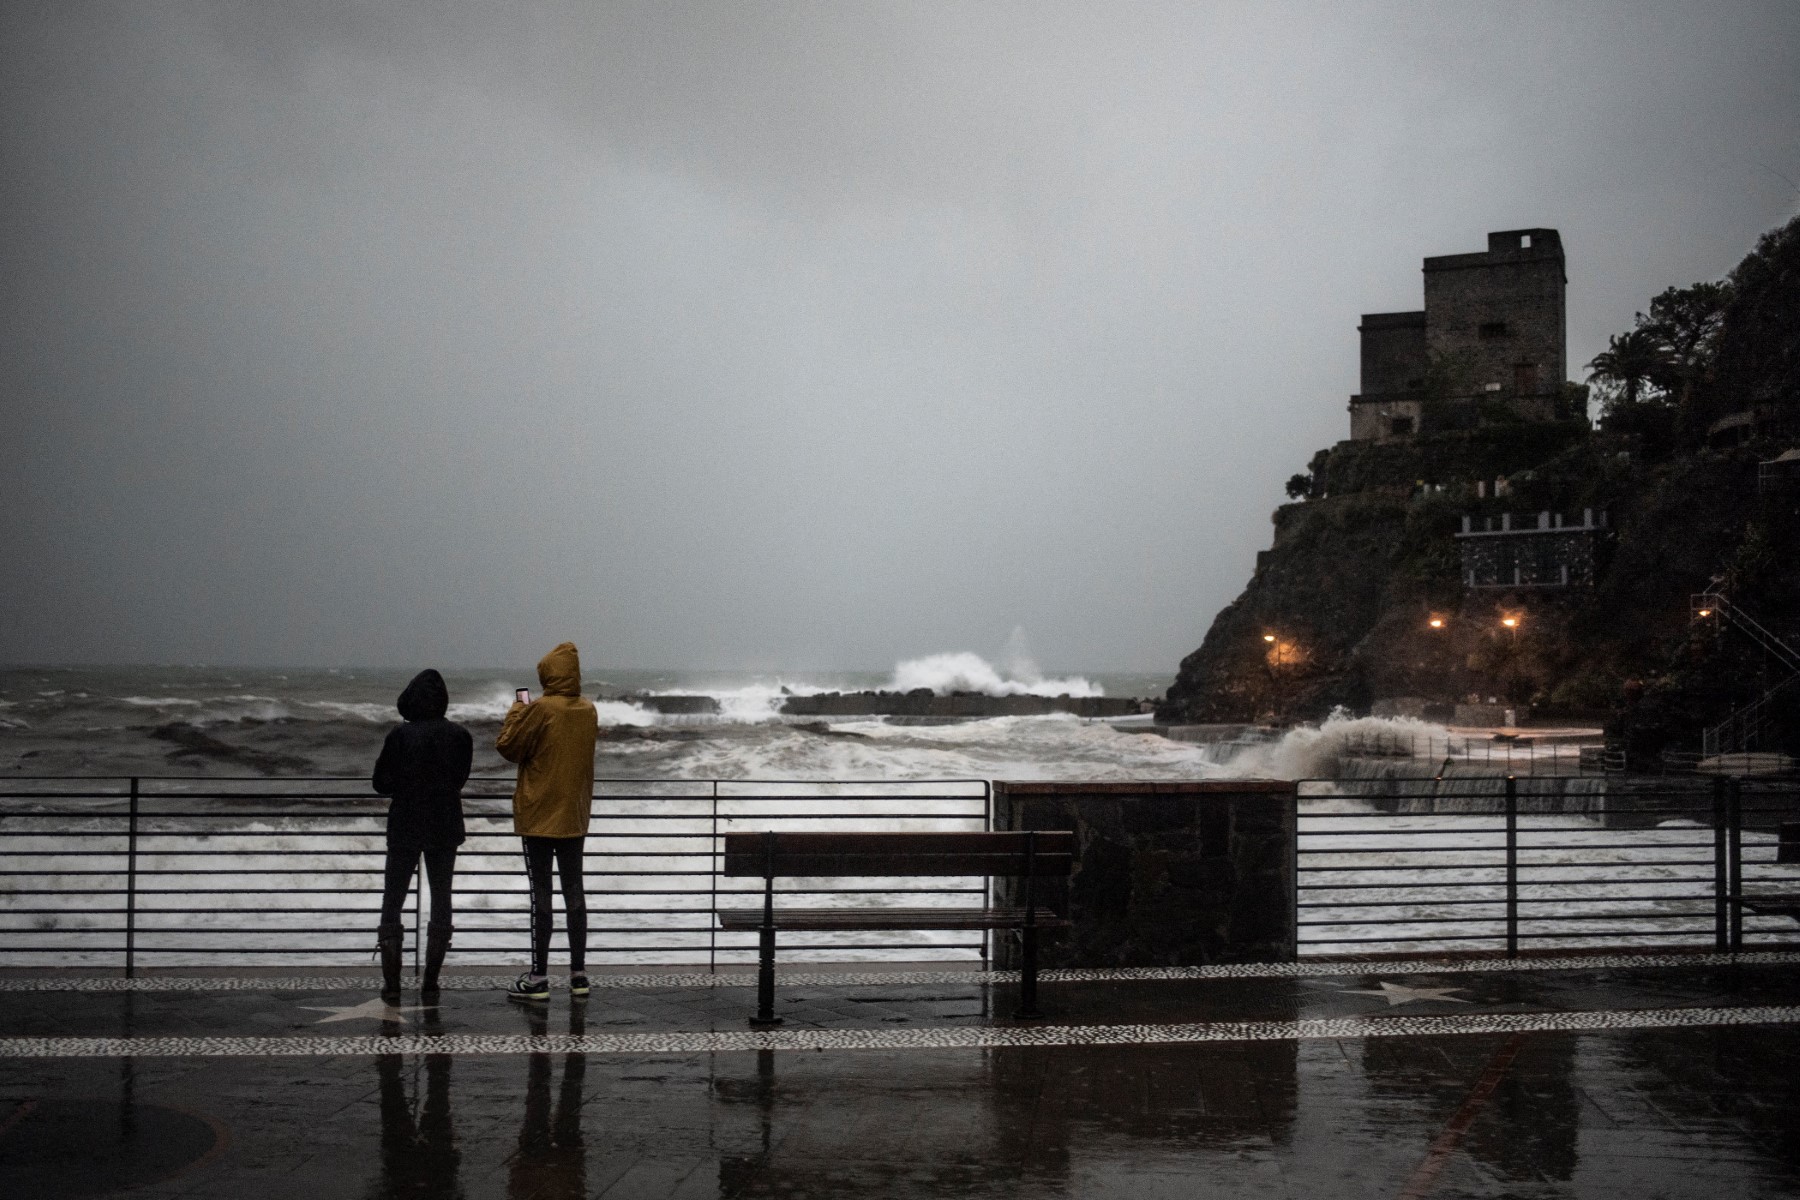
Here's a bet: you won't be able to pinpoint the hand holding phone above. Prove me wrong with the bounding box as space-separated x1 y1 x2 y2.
515 688 531 705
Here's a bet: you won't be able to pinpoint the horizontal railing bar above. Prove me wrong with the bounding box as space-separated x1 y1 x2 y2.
1298 934 1503 944
1295 864 1507 873
1303 888 1720 906
82 943 991 955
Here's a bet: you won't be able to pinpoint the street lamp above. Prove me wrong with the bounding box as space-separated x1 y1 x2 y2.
1427 616 1445 630
1262 632 1288 671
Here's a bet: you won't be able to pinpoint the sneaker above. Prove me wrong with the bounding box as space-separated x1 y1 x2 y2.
506 973 550 1003
569 973 591 998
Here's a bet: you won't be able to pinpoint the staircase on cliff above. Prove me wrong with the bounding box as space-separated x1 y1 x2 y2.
1692 582 1800 757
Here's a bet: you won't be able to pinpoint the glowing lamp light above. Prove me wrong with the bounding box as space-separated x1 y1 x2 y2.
1263 634 1276 643
1428 617 1444 629
1501 616 1519 629
1698 608 1713 618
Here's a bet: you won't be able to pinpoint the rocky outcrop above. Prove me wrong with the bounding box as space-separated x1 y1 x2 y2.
1158 433 1798 762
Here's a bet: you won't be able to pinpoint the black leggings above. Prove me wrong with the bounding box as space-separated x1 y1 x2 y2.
523 836 587 975
381 844 456 927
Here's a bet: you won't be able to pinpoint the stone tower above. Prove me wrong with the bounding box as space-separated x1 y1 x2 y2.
1350 229 1567 442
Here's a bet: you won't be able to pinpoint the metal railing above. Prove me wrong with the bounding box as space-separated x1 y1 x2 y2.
1296 775 1800 957
0 776 991 975
1338 730 1611 776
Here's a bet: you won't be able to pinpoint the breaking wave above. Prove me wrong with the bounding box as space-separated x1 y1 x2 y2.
885 651 1101 698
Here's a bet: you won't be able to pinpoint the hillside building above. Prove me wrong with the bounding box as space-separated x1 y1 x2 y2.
1456 508 1605 589
1350 229 1569 442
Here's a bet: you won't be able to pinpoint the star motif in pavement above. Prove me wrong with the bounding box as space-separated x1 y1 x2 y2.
1343 981 1470 1007
298 997 427 1024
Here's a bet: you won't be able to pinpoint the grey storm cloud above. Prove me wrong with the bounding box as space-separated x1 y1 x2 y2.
2 2 1798 671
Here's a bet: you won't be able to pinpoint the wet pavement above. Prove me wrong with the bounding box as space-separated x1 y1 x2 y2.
2 954 1799 1198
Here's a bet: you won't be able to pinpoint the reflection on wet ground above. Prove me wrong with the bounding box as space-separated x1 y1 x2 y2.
1 957 1798 1197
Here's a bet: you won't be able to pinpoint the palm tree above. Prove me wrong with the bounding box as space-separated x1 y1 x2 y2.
1586 328 1665 408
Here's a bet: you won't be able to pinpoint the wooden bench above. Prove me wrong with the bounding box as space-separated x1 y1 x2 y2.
717 830 1074 1025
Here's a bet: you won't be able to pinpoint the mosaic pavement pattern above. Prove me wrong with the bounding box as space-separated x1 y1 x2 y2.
4 1004 1798 1058
5 950 1798 991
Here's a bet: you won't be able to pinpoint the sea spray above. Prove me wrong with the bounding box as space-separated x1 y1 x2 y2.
885 651 1102 698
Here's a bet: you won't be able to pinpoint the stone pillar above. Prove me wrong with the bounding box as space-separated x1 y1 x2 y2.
991 781 1297 968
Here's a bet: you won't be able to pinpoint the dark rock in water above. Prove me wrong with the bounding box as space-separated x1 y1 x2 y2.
596 725 708 741
617 693 721 715
781 690 1139 719
792 721 868 739
148 723 314 775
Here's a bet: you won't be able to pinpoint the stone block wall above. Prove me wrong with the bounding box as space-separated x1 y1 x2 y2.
1358 310 1428 395
991 781 1297 968
1423 228 1566 415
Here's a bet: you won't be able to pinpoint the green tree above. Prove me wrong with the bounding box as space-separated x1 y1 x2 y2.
1638 281 1731 418
1586 327 1666 415
1714 212 1800 418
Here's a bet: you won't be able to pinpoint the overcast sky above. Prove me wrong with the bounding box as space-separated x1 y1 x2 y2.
3 2 1797 674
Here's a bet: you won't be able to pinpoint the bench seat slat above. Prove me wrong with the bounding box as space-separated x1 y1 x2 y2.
721 831 1075 878
717 905 1068 932
1739 893 1800 916
722 853 1072 878
722 832 1075 855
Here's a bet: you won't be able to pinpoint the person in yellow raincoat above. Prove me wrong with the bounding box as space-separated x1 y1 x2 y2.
496 642 599 1001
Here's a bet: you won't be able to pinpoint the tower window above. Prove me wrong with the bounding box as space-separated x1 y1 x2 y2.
1479 321 1509 340
1521 234 1532 248
1389 416 1414 436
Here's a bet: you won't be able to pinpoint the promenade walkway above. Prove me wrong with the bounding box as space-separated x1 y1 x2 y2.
3 952 1799 1198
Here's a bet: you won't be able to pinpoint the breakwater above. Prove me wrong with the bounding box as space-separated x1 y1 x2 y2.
616 690 1148 719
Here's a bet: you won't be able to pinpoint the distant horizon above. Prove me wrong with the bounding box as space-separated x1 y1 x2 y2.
0 660 1179 681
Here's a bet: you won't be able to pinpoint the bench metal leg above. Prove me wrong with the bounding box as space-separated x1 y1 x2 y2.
1013 925 1042 1020
751 923 783 1027
750 839 784 1028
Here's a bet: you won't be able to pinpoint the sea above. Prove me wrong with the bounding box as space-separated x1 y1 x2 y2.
5 657 1793 967
0 655 1395 783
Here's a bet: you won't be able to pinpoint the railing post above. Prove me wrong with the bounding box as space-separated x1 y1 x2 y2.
709 783 719 976
981 781 993 974
1504 776 1519 956
124 778 139 980
1727 777 1744 951
1712 775 1730 951
413 862 423 980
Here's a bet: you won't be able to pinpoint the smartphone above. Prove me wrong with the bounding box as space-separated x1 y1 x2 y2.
515 688 531 705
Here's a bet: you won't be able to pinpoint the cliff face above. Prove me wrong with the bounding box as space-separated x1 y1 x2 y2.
1158 434 1798 757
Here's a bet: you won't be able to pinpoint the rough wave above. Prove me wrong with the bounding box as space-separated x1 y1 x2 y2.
885 651 1102 698
1212 709 1459 780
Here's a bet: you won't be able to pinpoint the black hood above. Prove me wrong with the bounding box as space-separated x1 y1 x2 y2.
396 669 449 722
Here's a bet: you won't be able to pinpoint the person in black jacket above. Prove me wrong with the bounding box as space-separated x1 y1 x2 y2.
372 669 473 1005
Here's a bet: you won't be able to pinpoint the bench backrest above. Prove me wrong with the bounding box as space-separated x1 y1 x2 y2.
721 831 1075 878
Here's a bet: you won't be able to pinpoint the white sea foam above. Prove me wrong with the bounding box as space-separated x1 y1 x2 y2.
593 700 659 727
1213 709 1454 779
885 651 1102 698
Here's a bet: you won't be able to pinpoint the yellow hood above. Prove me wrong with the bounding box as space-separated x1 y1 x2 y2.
536 642 582 698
